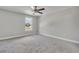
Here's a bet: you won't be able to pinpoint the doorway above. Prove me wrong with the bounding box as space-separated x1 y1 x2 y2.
25 17 33 32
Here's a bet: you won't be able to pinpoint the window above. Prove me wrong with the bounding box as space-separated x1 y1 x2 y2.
25 17 33 31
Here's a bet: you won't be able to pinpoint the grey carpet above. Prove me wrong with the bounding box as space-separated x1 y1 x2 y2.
0 35 79 53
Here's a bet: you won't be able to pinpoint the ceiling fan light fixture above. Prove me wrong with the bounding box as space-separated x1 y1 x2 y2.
31 6 34 9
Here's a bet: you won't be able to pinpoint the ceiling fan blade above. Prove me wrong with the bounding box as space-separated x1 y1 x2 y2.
38 11 43 14
37 8 45 11
30 6 45 15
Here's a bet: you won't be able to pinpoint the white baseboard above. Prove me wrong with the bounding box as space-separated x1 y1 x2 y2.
0 33 33 40
40 33 79 44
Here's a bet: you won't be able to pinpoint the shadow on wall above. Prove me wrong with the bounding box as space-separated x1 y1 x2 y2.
40 7 79 42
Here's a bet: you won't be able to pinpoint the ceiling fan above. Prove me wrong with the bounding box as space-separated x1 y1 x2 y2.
31 6 45 15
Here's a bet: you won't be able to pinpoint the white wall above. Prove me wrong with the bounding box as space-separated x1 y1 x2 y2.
0 10 26 38
0 9 40 39
40 7 79 42
32 16 39 34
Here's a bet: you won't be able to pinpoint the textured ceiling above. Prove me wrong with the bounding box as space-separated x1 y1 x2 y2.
0 6 72 16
